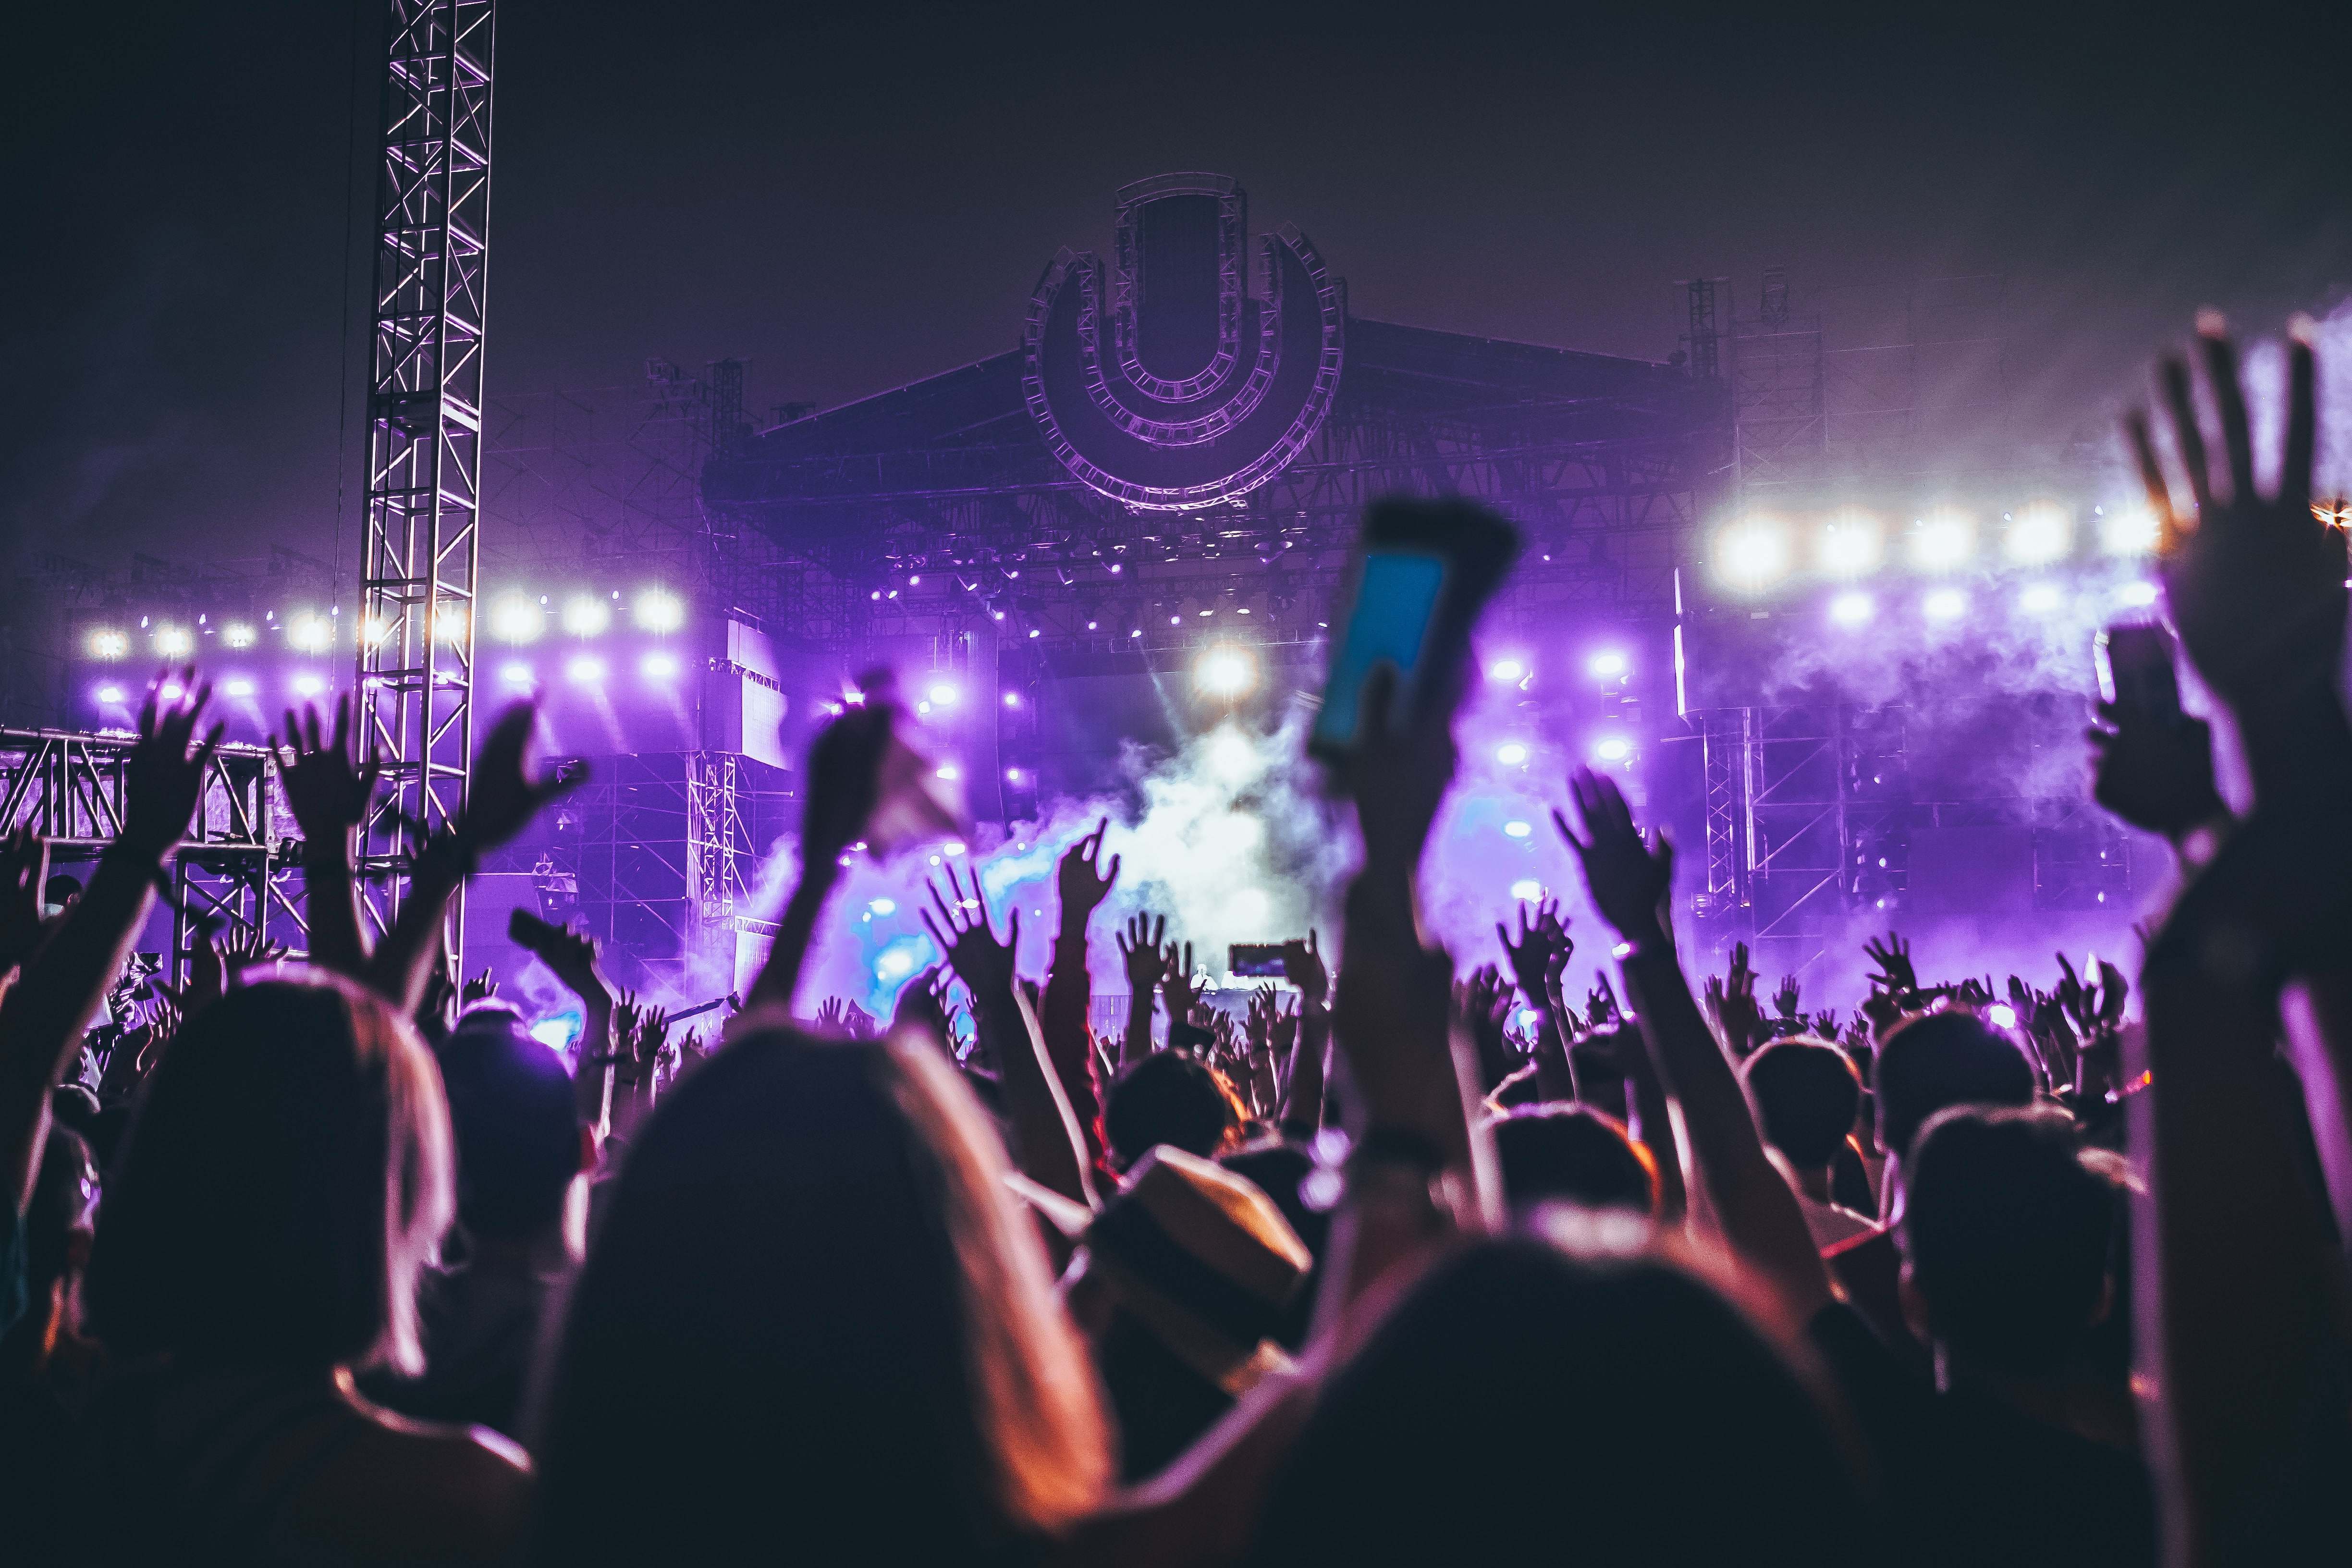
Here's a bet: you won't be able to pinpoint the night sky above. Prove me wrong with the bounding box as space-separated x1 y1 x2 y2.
3 0 2346 585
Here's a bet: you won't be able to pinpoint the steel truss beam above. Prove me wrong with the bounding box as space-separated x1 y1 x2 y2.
356 0 495 959
0 730 306 980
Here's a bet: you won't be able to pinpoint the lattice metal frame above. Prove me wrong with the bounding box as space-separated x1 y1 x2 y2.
355 0 495 953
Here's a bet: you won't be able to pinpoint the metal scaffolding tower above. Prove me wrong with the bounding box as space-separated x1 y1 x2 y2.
355 0 496 952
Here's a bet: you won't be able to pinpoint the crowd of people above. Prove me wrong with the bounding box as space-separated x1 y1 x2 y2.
0 322 2345 1564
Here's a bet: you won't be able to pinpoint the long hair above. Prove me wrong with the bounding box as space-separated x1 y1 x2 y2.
533 1023 1111 1562
86 972 454 1375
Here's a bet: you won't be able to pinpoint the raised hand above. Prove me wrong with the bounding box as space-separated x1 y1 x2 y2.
1116 912 1167 993
0 828 49 975
457 701 582 855
922 859 1020 1010
2095 958 2130 1025
1496 897 1568 1004
2087 699 2225 844
1588 971 1621 1029
1160 938 1201 1023
122 670 222 859
219 927 289 975
1553 766 1672 947
1811 1007 1841 1040
460 968 498 1005
1457 962 1518 1090
1055 817 1120 925
1773 973 1801 1020
510 911 612 1016
612 990 643 1056
1862 932 1917 999
271 695 381 846
2129 318 2344 716
2054 952 2093 1033
891 965 954 1045
630 1004 672 1078
816 995 851 1034
1714 943 1762 1055
1280 929 1329 1007
800 699 895 872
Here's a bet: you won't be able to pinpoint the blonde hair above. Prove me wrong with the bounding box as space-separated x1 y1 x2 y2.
886 1033 1114 1533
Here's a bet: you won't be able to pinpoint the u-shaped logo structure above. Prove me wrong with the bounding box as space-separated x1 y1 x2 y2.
1023 173 1345 511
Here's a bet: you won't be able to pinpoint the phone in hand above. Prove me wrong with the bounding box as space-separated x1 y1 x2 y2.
2094 622 2183 726
1309 498 1520 768
1229 943 1292 978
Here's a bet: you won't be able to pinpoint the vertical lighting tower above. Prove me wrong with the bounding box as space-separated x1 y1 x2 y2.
355 0 495 952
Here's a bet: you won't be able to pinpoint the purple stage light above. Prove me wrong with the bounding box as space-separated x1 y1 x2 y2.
1594 736 1632 762
565 654 606 685
1587 650 1629 678
1510 878 1543 901
1922 588 1968 623
86 628 128 660
1486 656 1528 683
499 661 535 686
640 650 681 680
562 597 611 637
95 683 125 704
2018 582 2064 613
1003 691 1020 708
291 673 326 697
1495 741 1529 765
928 683 959 707
1004 767 1022 782
2114 581 2159 608
222 677 257 698
1503 820 1532 838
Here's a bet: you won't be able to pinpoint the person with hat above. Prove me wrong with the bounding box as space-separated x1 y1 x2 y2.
1060 1145 1313 1480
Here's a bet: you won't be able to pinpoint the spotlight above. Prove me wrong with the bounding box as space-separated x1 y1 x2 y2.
498 661 535 686
928 683 959 707
562 597 612 637
1588 650 1629 678
1004 767 1022 783
1129 628 1142 638
1909 509 1976 572
222 622 257 649
291 673 327 697
2114 581 2159 608
1594 736 1632 762
1002 691 1020 709
2004 502 2074 566
1818 511 1886 576
287 613 333 653
1495 742 1530 766
869 898 896 916
1510 879 1544 901
362 612 396 648
153 625 193 657
1486 657 1528 684
633 588 684 633
223 677 257 698
1193 645 1259 698
432 602 469 644
1923 588 1968 622
1828 590 1876 628
2099 505 2158 556
2018 582 2064 614
1503 820 1533 838
159 682 184 702
96 683 125 704
639 650 681 680
937 764 960 781
87 628 128 660
565 654 606 684
1027 628 1040 638
1989 1003 2019 1029
1715 514 1793 590
490 594 544 643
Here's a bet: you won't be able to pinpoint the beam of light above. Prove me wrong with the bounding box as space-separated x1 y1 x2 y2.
633 588 684 632
2099 505 2158 556
1828 590 1876 628
1193 645 1259 698
2004 502 2074 566
1909 509 1976 573
221 622 257 649
1923 588 1968 623
86 628 128 660
1817 510 1886 577
562 597 612 637
1715 514 1793 591
1487 656 1528 683
490 594 545 643
1588 650 1629 678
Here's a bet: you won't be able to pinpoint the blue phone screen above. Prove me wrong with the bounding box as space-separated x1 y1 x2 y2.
1313 551 1449 751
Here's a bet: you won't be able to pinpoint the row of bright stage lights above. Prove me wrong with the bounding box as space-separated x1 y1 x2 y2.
83 589 689 662
1711 502 2154 592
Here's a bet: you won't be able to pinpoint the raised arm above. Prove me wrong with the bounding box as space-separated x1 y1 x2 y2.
742 702 891 1015
365 701 582 1015
510 911 616 1134
2 675 218 1210
1555 767 1829 1318
1113 912 1165 1068
925 860 1094 1208
1275 931 1330 1134
271 695 378 978
1044 820 1117 1167
1497 900 1576 1101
